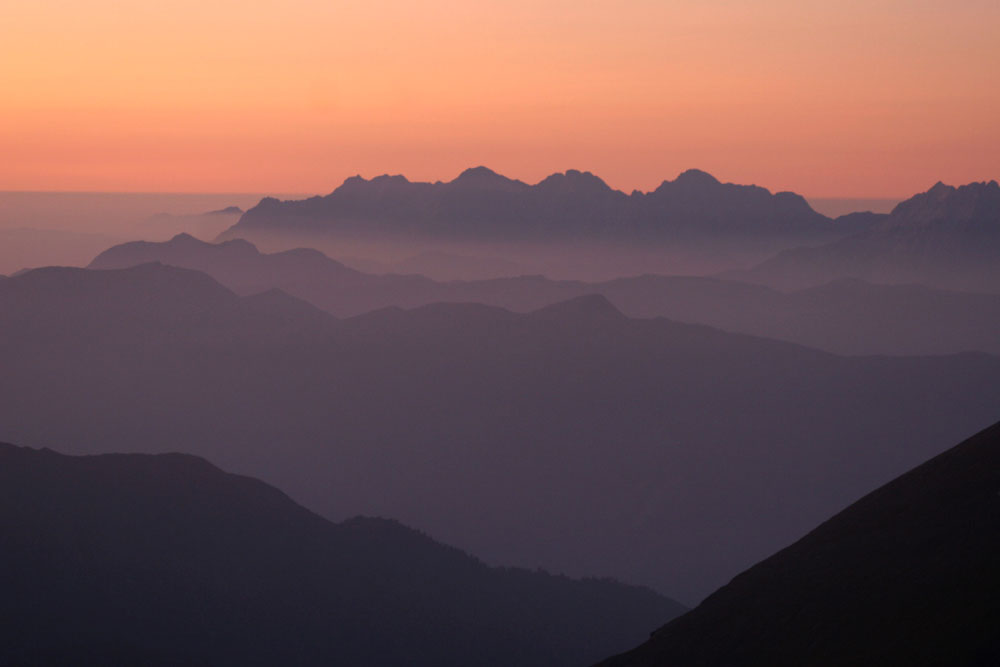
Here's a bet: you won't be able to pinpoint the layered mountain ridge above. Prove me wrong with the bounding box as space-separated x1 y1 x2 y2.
3 262 999 601
89 234 1000 355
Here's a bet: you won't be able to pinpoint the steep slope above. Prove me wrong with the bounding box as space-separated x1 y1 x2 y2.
90 234 1000 355
598 420 1000 666
738 180 1000 291
1 265 998 602
0 443 682 666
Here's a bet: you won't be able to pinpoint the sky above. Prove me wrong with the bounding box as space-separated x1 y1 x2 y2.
2 0 998 197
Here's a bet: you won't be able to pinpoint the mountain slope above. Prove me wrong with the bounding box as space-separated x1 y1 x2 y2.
598 420 1000 666
2 264 999 602
0 442 683 667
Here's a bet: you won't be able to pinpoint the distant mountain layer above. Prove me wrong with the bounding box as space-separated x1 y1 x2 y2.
0 442 682 667
142 205 244 241
3 263 999 602
736 180 1000 291
598 420 1000 666
90 234 1000 355
218 167 863 243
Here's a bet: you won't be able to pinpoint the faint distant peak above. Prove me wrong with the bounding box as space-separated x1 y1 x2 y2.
205 206 244 215
217 237 260 252
165 232 259 253
529 293 625 322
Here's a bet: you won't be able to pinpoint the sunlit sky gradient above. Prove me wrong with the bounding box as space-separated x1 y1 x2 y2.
3 0 998 196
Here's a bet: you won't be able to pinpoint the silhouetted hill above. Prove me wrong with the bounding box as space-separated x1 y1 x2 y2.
736 180 1000 291
90 234 1000 355
598 420 1000 666
0 442 682 666
2 265 998 602
218 167 849 244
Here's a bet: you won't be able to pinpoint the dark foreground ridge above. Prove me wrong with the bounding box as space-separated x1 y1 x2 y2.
598 420 1000 666
0 443 684 667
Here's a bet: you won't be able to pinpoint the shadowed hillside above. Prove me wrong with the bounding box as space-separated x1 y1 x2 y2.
0 442 683 667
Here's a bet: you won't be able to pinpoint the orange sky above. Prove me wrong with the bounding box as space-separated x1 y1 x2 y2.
2 0 998 197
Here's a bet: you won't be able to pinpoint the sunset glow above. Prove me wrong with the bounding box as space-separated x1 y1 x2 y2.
3 0 998 196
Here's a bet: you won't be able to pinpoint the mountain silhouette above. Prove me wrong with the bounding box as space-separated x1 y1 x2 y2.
2 264 999 602
217 167 851 244
90 234 1000 355
0 442 683 666
736 180 1000 291
598 420 1000 666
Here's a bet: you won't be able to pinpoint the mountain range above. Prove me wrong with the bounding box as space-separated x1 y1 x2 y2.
736 180 1000 292
210 167 882 277
215 170 999 289
220 167 853 243
90 233 1000 355
599 420 1000 666
0 441 682 666
2 263 998 602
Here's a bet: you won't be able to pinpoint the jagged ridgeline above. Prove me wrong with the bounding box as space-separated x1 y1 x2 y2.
219 168 847 242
